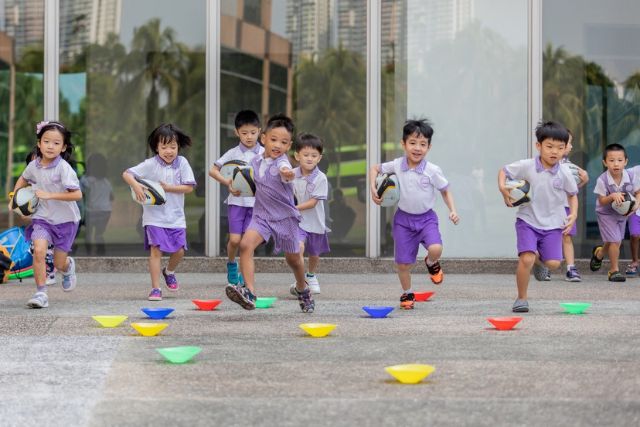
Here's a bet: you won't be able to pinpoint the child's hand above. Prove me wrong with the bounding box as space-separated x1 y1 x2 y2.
131 183 146 202
228 182 241 197
611 192 625 205
500 189 514 207
34 190 52 200
562 213 577 235
280 168 295 182
370 185 382 205
449 211 460 225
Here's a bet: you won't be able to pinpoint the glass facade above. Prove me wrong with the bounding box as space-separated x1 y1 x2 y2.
2 1 637 259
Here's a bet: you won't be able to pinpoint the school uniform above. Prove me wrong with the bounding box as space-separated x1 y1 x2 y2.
594 168 640 243
293 167 330 256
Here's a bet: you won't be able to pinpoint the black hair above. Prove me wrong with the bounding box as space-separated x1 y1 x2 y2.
86 152 108 179
603 143 627 160
147 123 192 154
36 121 73 161
403 118 434 142
294 133 323 154
25 148 37 165
535 120 569 144
234 110 261 129
263 113 295 138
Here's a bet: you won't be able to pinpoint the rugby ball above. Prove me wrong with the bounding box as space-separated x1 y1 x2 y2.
375 173 400 207
231 166 256 197
130 176 166 205
220 159 247 180
11 186 39 216
566 163 581 185
612 192 636 216
505 179 532 207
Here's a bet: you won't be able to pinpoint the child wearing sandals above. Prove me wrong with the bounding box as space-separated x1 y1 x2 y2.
225 114 315 313
122 124 196 301
589 143 640 282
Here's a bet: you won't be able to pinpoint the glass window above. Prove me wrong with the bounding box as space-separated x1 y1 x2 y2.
59 0 206 256
381 0 528 257
0 0 45 230
543 0 640 258
219 0 367 256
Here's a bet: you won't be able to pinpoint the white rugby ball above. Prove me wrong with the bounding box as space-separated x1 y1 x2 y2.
130 177 166 205
505 179 532 207
231 166 256 197
220 159 247 180
612 192 636 216
375 173 400 207
11 186 39 216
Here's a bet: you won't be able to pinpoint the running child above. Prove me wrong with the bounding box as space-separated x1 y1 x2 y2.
209 110 263 285
289 133 330 295
589 143 640 282
225 114 315 313
9 121 81 308
369 119 459 310
499 121 578 312
122 123 196 301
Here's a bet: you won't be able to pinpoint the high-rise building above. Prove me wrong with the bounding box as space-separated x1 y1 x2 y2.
286 0 332 64
2 0 44 59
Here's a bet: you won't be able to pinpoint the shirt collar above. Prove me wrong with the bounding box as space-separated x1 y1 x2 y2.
535 156 560 175
155 155 179 169
239 143 260 154
295 166 319 181
606 169 630 186
400 156 426 173
35 156 61 169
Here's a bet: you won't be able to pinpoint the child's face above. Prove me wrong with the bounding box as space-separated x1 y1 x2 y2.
536 138 565 168
294 146 322 173
157 138 179 164
37 129 66 162
235 124 260 148
261 127 292 159
603 150 628 175
401 132 430 165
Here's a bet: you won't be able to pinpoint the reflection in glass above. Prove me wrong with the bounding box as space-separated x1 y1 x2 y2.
58 0 206 256
219 0 367 256
543 0 640 257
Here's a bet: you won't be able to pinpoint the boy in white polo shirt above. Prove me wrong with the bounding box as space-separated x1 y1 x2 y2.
498 121 578 313
370 119 459 310
209 110 264 286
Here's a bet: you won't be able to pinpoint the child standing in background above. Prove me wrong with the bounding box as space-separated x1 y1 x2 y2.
225 114 315 313
122 124 196 301
209 110 263 286
9 121 82 308
370 119 459 310
80 153 113 256
289 133 330 295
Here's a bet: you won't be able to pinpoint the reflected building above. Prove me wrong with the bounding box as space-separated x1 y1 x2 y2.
2 0 43 58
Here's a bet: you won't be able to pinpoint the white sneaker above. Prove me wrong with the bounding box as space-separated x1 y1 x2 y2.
27 291 49 308
62 257 76 292
46 272 57 286
306 274 321 294
289 283 298 297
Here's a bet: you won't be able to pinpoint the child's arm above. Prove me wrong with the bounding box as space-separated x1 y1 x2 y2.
577 167 589 188
297 198 319 211
563 194 578 234
279 166 295 182
7 176 29 211
35 188 82 202
440 189 460 224
209 165 241 196
598 193 625 205
369 164 382 205
160 182 194 194
122 171 146 203
497 168 514 207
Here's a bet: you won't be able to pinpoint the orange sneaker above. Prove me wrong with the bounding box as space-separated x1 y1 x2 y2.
400 292 415 310
426 259 444 285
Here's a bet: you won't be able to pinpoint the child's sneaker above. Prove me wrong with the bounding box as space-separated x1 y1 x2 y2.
625 264 638 276
295 285 315 313
148 288 162 301
306 273 321 294
227 261 240 285
27 291 49 308
400 292 415 310
225 284 256 310
533 263 551 281
162 268 179 291
61 257 76 292
46 271 57 286
590 246 603 271
425 259 444 284
608 271 626 282
512 298 529 313
45 251 56 286
565 266 581 282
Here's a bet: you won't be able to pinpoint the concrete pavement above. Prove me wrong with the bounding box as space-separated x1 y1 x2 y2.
1 270 640 426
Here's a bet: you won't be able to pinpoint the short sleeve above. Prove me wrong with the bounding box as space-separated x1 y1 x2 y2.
21 161 35 183
593 174 607 196
630 166 640 193
431 165 449 191
503 159 528 180
61 162 80 190
561 166 578 195
379 160 395 175
214 147 235 168
179 157 197 186
277 156 292 171
310 174 329 200
127 158 154 178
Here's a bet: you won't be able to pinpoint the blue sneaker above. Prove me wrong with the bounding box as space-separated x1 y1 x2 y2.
227 261 240 285
61 257 76 292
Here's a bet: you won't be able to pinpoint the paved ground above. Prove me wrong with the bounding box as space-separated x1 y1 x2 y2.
1 270 640 427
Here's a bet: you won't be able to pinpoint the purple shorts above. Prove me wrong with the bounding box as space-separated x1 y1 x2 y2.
564 207 577 236
597 213 627 243
248 215 300 254
515 219 562 261
26 219 79 253
144 225 187 253
392 209 442 264
298 228 330 256
629 214 640 237
228 205 253 235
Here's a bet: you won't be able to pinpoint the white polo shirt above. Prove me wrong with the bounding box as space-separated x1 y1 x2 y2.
214 143 264 207
127 155 196 229
503 156 578 230
22 156 81 224
379 157 449 214
293 167 329 234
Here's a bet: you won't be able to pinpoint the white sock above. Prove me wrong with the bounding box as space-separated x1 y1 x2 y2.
165 269 175 275
567 264 574 271
426 258 437 267
405 288 413 294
